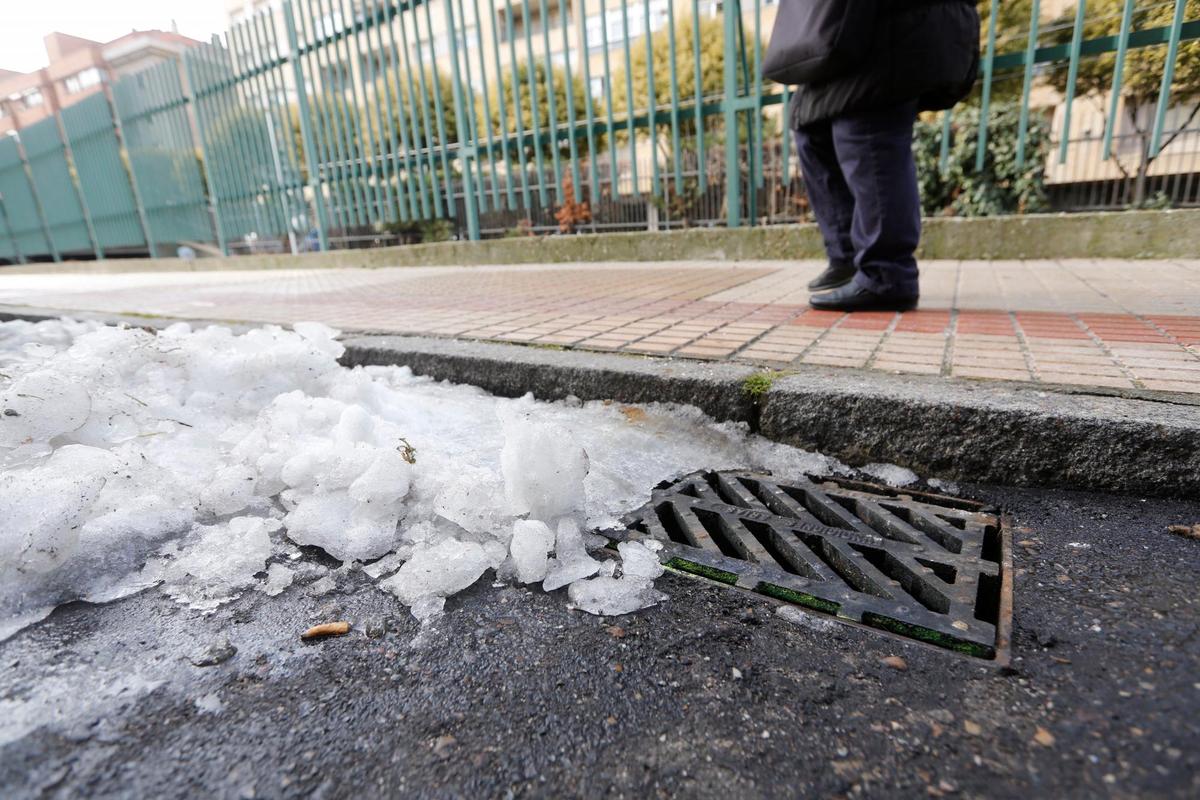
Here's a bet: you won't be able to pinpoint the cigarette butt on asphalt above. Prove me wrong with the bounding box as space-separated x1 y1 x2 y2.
301 621 351 640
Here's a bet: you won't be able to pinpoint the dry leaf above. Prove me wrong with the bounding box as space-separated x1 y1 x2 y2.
301 621 351 640
881 655 908 671
1033 726 1056 747
1167 524 1200 541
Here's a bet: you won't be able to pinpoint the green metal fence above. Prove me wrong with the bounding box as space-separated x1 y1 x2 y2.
1 0 1198 263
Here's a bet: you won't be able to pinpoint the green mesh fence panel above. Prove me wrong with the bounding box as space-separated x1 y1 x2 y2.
60 93 147 251
0 136 54 260
20 115 93 256
112 60 215 248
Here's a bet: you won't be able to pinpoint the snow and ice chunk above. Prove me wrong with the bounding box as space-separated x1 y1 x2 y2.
500 410 589 521
566 540 667 616
568 576 667 616
542 518 600 592
0 370 91 447
861 462 919 488
0 317 858 638
379 538 506 621
509 520 555 584
257 563 294 596
154 517 278 610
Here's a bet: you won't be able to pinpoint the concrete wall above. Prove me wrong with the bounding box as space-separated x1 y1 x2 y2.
4 208 1198 275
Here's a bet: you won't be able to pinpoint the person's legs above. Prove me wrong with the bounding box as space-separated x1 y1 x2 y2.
793 124 855 268
830 100 922 298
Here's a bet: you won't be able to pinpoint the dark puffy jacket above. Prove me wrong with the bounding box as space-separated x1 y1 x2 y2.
788 0 980 129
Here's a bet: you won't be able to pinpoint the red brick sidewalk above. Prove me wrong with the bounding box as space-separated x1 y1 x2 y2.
1 259 1197 394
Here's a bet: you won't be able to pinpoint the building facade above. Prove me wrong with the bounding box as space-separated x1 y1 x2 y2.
0 29 200 136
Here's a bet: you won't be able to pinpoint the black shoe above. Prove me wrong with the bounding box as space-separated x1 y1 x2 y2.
807 259 857 292
809 282 918 312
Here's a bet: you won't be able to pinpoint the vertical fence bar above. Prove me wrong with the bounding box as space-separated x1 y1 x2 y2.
1015 0 1041 171
258 11 314 242
332 0 375 228
723 0 740 226
598 0 619 197
450 0 489 215
939 110 953 174
489 0 520 210
376 3 413 223
18 138 61 262
180 53 229 254
108 86 156 254
619 0 639 195
55 113 105 260
559 0 583 203
379 1 422 221
503 2 534 213
1058 0 1087 165
397 2 439 219
516 0 549 205
1102 0 1136 161
577 0 601 204
351 0 394 224
538 0 564 202
666 0 682 194
0 193 25 264
445 0 482 238
975 0 999 172
284 1 331 248
421 0 456 213
693 0 705 193
1149 0 1188 158
470 0 503 209
642 0 660 199
297 0 347 233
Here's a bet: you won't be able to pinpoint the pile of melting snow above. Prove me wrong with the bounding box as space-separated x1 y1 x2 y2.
0 318 845 641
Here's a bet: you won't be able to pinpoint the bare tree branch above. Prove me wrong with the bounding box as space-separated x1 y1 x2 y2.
1155 102 1200 155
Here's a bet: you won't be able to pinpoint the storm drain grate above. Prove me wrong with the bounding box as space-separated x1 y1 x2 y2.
599 471 1012 659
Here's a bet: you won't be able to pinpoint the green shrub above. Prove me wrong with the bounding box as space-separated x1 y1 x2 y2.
914 102 1049 217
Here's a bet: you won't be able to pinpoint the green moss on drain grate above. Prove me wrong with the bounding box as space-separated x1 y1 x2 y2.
665 557 739 585
862 612 995 659
757 582 841 615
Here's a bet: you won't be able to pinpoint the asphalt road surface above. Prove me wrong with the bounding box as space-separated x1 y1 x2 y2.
2 484 1198 799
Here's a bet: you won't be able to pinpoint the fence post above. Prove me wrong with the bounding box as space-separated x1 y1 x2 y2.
1057 0 1087 165
54 111 105 260
1015 0 1041 171
1102 0 1136 161
16 137 61 263
283 0 330 252
181 48 229 255
107 82 157 256
0 193 27 264
443 0 480 240
1148 0 1189 158
723 0 741 227
975 0 999 172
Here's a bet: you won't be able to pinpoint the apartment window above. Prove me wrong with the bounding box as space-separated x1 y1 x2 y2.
413 26 480 63
64 67 102 95
498 0 566 43
20 89 44 109
584 0 669 51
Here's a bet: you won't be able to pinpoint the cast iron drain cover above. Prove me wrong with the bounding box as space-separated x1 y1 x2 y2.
600 471 1012 659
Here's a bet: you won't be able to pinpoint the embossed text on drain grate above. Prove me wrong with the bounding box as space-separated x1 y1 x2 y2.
600 471 1009 659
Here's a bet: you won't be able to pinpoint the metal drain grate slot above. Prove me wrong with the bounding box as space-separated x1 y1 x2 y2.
599 471 1011 659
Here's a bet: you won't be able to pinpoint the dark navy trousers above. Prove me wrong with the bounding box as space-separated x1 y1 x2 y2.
793 101 921 297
